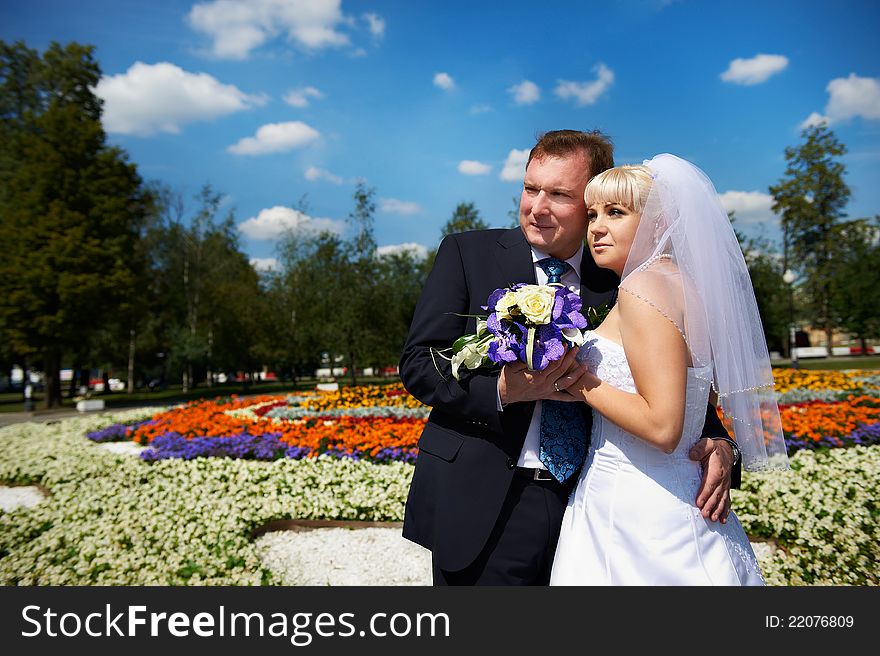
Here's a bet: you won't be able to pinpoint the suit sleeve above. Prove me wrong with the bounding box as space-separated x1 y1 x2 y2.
700 403 742 489
399 234 504 433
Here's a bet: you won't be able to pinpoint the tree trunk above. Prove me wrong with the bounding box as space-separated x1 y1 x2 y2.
128 328 136 394
206 326 213 387
349 351 358 386
43 352 63 409
825 325 834 357
861 336 869 356
102 370 111 395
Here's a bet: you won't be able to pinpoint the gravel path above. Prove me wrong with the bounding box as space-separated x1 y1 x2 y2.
256 528 432 585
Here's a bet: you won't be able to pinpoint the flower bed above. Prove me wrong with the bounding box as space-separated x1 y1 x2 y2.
86 372 880 462
1 411 876 585
1 370 872 585
87 386 426 463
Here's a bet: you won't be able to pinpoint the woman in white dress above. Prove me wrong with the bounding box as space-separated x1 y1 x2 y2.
550 154 789 586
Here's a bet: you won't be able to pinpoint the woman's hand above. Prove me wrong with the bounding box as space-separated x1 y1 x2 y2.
553 361 601 402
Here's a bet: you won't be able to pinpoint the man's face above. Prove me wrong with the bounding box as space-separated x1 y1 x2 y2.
519 153 591 260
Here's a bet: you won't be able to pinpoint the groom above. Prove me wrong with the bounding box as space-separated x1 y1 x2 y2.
399 129 738 585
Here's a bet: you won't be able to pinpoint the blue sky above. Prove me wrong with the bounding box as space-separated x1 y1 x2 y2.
3 0 879 270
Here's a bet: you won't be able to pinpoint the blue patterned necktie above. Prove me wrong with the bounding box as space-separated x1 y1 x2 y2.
536 257 586 483
537 257 570 285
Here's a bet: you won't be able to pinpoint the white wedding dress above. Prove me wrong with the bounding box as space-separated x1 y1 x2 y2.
549 331 765 586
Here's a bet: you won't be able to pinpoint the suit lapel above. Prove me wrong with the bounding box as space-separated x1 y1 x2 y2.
494 229 536 287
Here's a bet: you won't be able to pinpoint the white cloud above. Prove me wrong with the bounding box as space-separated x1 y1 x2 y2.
283 86 324 107
95 61 265 136
800 112 830 129
500 148 530 182
825 73 880 122
719 190 776 225
508 80 540 105
720 54 788 86
187 0 350 59
228 121 320 155
799 74 880 129
378 198 421 215
363 12 385 39
458 160 491 175
376 243 428 260
304 166 343 184
554 64 614 106
250 257 279 272
239 206 344 239
434 72 455 90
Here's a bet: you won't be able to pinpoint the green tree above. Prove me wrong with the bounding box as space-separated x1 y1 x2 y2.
372 248 425 370
339 182 380 385
0 41 150 407
769 124 850 355
831 217 880 355
441 201 489 237
148 183 262 391
730 213 791 356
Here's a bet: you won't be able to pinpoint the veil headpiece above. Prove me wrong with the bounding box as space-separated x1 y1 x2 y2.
620 154 789 471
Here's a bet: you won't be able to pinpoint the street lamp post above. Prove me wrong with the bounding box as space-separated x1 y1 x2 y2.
783 269 798 369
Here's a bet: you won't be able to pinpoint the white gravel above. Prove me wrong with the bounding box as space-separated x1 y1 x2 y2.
256 528 432 586
0 485 48 512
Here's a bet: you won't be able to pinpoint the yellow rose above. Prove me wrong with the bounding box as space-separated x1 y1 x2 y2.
514 284 557 324
494 291 519 319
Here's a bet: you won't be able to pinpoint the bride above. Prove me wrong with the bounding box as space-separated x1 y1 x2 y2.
550 154 789 585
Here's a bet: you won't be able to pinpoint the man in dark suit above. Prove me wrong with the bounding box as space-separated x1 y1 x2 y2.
399 130 738 585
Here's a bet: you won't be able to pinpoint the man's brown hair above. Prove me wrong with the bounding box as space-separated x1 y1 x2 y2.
527 129 615 179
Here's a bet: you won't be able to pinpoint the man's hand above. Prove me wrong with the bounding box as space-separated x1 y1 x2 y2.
498 347 581 406
688 438 734 523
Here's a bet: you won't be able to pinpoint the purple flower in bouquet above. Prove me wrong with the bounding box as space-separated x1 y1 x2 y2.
486 283 587 371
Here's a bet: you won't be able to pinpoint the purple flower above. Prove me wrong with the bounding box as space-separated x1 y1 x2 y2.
487 331 520 364
140 432 288 461
553 288 588 330
483 287 511 313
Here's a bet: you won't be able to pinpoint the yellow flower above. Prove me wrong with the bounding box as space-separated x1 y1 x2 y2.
514 284 556 324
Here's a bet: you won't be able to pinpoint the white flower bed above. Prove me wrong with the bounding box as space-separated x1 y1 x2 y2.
1 410 877 585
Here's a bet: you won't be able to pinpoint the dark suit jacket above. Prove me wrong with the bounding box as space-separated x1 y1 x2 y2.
399 227 731 572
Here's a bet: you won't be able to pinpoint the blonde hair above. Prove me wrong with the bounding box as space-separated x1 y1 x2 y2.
584 165 653 213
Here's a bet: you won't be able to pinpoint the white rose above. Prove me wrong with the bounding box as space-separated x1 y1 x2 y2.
514 285 556 324
494 291 519 319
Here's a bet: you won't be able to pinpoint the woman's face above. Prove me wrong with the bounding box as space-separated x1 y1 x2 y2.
586 201 642 276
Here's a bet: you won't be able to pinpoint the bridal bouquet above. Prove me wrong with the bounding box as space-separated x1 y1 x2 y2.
437 283 588 380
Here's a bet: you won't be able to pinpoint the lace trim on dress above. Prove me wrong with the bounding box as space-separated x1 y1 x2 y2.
721 529 766 584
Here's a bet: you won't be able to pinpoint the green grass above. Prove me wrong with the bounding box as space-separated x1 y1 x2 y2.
771 355 880 371
0 376 402 413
